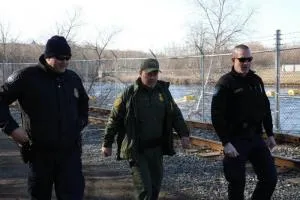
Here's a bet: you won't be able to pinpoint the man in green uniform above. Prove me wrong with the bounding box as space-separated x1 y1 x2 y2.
102 58 190 200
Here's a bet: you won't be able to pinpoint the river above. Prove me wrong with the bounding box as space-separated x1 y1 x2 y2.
89 82 300 134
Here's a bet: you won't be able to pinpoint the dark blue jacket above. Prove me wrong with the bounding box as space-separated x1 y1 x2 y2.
211 68 273 145
0 55 89 151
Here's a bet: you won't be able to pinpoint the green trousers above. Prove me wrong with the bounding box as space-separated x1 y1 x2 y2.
130 147 163 200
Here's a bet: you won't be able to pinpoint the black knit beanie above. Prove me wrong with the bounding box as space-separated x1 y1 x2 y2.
44 35 71 58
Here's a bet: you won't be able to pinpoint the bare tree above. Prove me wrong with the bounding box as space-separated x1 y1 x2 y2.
54 7 83 41
84 28 123 107
191 0 254 53
187 0 255 119
0 21 21 83
0 22 12 62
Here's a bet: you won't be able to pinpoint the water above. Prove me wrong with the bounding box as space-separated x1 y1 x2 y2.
89 82 300 134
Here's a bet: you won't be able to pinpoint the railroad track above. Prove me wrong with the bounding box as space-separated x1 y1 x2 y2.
89 106 300 170
189 136 300 169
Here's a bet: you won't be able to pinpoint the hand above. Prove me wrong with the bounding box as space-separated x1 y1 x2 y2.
10 127 29 145
223 142 239 158
180 136 190 149
266 136 276 151
101 146 112 157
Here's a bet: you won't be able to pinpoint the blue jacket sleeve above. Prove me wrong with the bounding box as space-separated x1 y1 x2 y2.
211 82 231 145
0 70 23 135
258 78 274 136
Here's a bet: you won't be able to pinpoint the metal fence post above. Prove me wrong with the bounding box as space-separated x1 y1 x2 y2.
200 53 205 122
275 29 281 131
2 61 4 85
195 49 205 122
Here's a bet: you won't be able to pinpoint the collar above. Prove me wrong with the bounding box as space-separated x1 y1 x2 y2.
38 54 66 77
230 66 255 78
134 78 170 91
136 78 155 91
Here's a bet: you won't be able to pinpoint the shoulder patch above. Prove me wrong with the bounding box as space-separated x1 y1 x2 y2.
7 72 19 84
113 96 122 109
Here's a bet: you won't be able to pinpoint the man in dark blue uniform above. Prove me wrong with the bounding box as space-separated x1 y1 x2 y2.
0 35 89 200
211 44 277 200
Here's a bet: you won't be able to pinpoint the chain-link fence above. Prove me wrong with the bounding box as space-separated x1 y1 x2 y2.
0 47 299 133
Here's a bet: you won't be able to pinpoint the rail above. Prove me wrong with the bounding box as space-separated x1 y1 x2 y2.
88 107 300 169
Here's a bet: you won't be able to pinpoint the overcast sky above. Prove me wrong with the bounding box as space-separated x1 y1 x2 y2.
1 0 300 52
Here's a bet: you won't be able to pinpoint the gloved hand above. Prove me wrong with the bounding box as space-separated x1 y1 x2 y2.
10 127 29 145
266 136 276 151
223 142 239 158
181 136 190 149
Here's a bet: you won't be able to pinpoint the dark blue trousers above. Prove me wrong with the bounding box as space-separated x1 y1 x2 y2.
27 148 84 200
223 135 277 200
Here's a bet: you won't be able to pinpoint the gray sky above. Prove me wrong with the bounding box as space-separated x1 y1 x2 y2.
0 0 299 52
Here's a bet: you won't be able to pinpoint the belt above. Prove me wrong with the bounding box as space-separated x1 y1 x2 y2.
139 137 162 152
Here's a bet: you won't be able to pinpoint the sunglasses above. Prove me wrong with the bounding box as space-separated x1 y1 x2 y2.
235 57 253 63
55 55 71 61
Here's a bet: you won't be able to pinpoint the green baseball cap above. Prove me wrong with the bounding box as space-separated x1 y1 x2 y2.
140 58 161 73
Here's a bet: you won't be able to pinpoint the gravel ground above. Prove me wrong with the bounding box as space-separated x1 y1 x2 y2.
81 125 300 200
0 109 299 199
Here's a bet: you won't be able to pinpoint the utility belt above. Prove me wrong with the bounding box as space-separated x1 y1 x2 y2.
231 122 262 140
138 137 163 153
231 121 261 138
20 139 81 163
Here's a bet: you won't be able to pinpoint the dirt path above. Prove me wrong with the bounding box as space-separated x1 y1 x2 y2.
0 133 191 200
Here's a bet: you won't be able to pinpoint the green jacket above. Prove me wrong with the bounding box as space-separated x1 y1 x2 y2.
103 78 189 160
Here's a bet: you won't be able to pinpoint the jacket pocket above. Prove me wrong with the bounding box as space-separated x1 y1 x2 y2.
120 135 133 160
